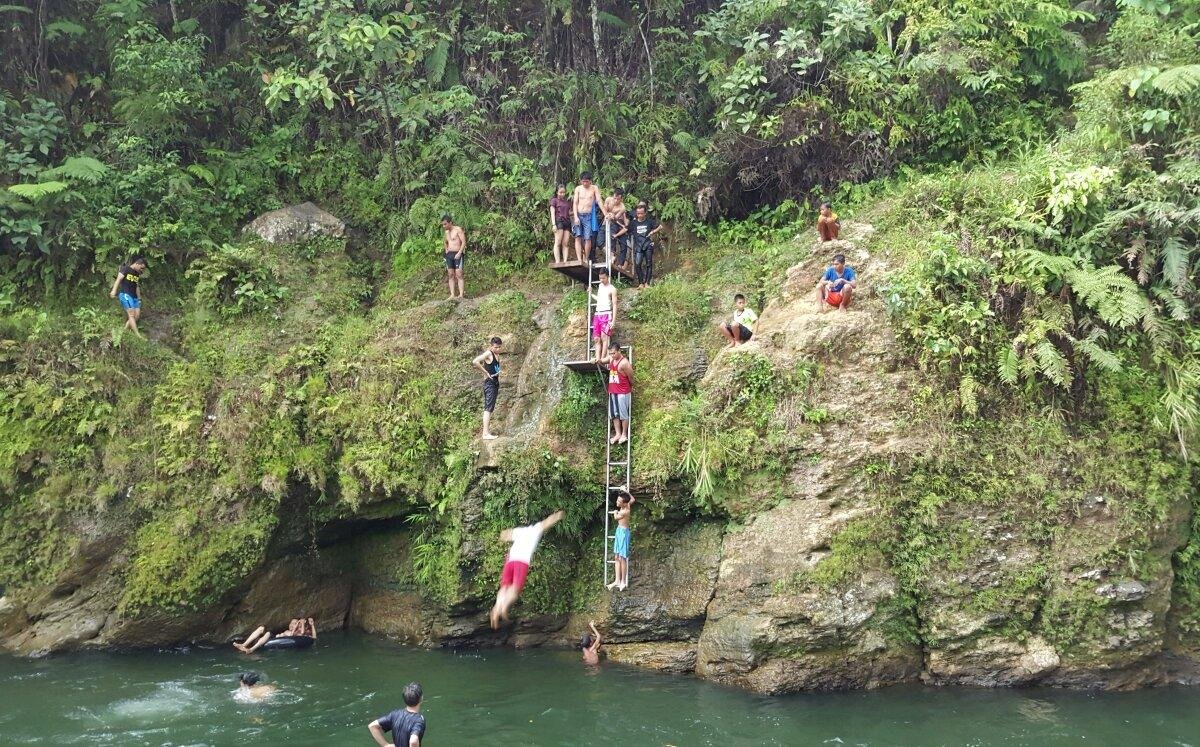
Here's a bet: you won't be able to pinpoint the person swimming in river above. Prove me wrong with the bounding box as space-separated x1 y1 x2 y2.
606 490 636 590
236 671 278 702
490 510 565 629
580 620 603 665
234 617 316 654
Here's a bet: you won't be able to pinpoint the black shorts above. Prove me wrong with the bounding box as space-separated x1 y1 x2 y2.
736 324 753 342
483 378 499 412
445 251 464 270
555 218 571 230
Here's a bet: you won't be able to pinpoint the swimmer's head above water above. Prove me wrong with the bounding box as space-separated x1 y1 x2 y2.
238 672 261 687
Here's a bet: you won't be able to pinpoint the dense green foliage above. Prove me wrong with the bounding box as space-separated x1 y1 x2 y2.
1 0 1199 642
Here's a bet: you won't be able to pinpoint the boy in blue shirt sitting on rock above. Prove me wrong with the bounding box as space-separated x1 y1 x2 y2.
816 253 856 310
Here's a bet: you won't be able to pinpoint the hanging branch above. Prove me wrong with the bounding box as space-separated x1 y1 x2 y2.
637 2 654 105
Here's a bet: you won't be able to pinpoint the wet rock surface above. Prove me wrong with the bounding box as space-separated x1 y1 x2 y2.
3 223 1197 697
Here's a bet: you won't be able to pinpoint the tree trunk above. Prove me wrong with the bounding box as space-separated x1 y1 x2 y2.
637 3 654 105
591 0 604 74
375 67 406 208
35 0 49 93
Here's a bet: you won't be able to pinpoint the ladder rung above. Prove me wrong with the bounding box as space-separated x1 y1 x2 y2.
608 460 628 466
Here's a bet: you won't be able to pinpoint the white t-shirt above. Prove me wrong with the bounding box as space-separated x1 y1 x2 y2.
508 523 545 564
594 283 614 313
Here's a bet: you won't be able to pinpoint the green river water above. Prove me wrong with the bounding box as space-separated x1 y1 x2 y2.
2 632 1198 746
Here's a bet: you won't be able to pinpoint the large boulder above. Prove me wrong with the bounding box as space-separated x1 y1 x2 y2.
695 497 921 693
243 202 346 244
607 522 723 642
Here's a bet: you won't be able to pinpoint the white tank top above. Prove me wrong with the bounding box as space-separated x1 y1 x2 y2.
508 524 544 564
595 284 612 313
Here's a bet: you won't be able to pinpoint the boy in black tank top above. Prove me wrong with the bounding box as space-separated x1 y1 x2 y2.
472 337 503 440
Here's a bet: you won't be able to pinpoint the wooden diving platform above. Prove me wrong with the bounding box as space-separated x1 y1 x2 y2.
549 260 636 283
562 358 605 373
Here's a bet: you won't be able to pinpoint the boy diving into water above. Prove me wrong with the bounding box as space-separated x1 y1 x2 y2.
490 510 566 628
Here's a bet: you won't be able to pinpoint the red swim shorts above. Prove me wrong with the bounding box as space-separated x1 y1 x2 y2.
500 560 530 592
825 290 843 307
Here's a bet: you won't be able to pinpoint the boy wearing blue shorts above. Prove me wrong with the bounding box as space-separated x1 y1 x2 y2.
606 490 636 591
109 256 147 336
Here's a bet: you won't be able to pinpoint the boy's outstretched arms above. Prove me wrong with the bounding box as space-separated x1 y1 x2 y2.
540 510 566 531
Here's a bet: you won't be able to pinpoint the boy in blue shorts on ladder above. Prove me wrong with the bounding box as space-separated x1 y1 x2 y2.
607 490 636 590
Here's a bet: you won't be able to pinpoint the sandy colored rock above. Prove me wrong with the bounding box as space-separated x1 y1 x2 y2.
242 202 345 244
925 636 1060 687
606 642 697 674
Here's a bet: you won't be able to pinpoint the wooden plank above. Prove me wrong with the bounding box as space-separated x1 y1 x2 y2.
549 260 636 283
548 260 591 283
562 359 604 373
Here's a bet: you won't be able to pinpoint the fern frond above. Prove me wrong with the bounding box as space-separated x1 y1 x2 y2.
1151 285 1190 321
185 164 216 186
1034 341 1071 388
1013 248 1075 291
958 374 980 416
1075 334 1123 374
43 156 108 183
1149 64 1200 97
8 181 69 200
1141 295 1167 347
1161 236 1192 293
998 344 1019 385
1067 265 1144 328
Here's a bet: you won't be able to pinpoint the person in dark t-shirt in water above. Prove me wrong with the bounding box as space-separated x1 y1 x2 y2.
109 255 147 336
368 681 426 747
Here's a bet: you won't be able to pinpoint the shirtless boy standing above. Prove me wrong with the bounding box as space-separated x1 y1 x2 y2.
442 214 466 299
572 172 603 264
606 490 636 591
603 188 630 271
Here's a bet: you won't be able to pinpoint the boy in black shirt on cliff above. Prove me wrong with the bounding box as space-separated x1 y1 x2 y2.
629 203 662 289
108 256 147 336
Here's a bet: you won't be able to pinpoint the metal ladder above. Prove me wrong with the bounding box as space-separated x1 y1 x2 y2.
601 344 632 589
572 221 635 588
581 221 616 359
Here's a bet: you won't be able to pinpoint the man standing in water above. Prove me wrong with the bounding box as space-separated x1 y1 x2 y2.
581 620 603 665
591 268 617 361
442 214 466 300
109 255 147 336
490 509 565 628
472 336 503 441
572 172 603 264
368 681 426 747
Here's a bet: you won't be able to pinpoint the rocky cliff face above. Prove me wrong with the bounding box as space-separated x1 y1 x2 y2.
2 216 1195 695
